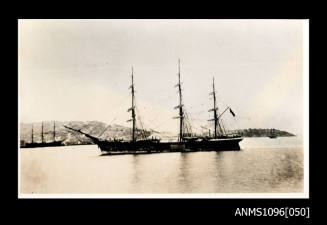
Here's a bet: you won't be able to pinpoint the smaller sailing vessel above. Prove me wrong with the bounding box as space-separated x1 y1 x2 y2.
21 122 64 148
268 128 277 138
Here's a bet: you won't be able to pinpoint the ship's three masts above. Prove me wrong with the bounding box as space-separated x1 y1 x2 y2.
61 60 242 152
31 121 57 144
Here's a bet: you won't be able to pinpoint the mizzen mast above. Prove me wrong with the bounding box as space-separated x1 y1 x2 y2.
209 77 221 138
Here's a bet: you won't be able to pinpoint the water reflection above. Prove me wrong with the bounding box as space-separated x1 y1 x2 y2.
213 151 228 192
177 153 191 193
20 137 304 194
129 155 141 192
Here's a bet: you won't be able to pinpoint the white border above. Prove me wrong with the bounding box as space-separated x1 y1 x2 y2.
302 19 309 199
19 193 307 199
18 19 309 199
18 20 21 198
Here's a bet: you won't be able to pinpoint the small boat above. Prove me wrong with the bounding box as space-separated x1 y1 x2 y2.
268 128 277 138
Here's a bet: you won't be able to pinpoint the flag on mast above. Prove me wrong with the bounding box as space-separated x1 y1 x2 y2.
230 108 235 117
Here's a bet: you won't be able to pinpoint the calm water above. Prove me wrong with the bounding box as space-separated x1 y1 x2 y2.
20 137 304 194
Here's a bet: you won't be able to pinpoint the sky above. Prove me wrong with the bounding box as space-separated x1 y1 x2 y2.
19 19 307 135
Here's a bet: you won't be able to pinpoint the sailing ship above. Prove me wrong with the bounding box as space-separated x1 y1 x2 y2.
21 122 64 148
65 60 243 154
268 128 277 138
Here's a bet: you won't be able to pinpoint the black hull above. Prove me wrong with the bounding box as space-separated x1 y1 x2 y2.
97 138 243 155
21 141 64 148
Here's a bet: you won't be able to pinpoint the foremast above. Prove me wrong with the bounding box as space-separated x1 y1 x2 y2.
174 59 184 142
127 67 136 142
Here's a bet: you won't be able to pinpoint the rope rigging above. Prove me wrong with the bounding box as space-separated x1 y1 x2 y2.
95 62 240 141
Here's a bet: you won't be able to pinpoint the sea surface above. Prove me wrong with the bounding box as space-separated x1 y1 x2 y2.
20 137 304 194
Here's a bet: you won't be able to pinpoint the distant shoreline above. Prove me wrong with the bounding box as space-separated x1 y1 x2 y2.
20 121 296 146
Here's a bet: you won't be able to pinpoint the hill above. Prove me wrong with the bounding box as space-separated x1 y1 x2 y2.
20 121 176 145
233 128 295 137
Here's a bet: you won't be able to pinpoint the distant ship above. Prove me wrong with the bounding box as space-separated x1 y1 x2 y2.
268 128 277 139
21 122 64 148
65 60 243 155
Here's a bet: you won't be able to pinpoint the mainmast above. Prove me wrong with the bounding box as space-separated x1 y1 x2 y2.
41 122 44 143
174 59 184 142
128 67 136 142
